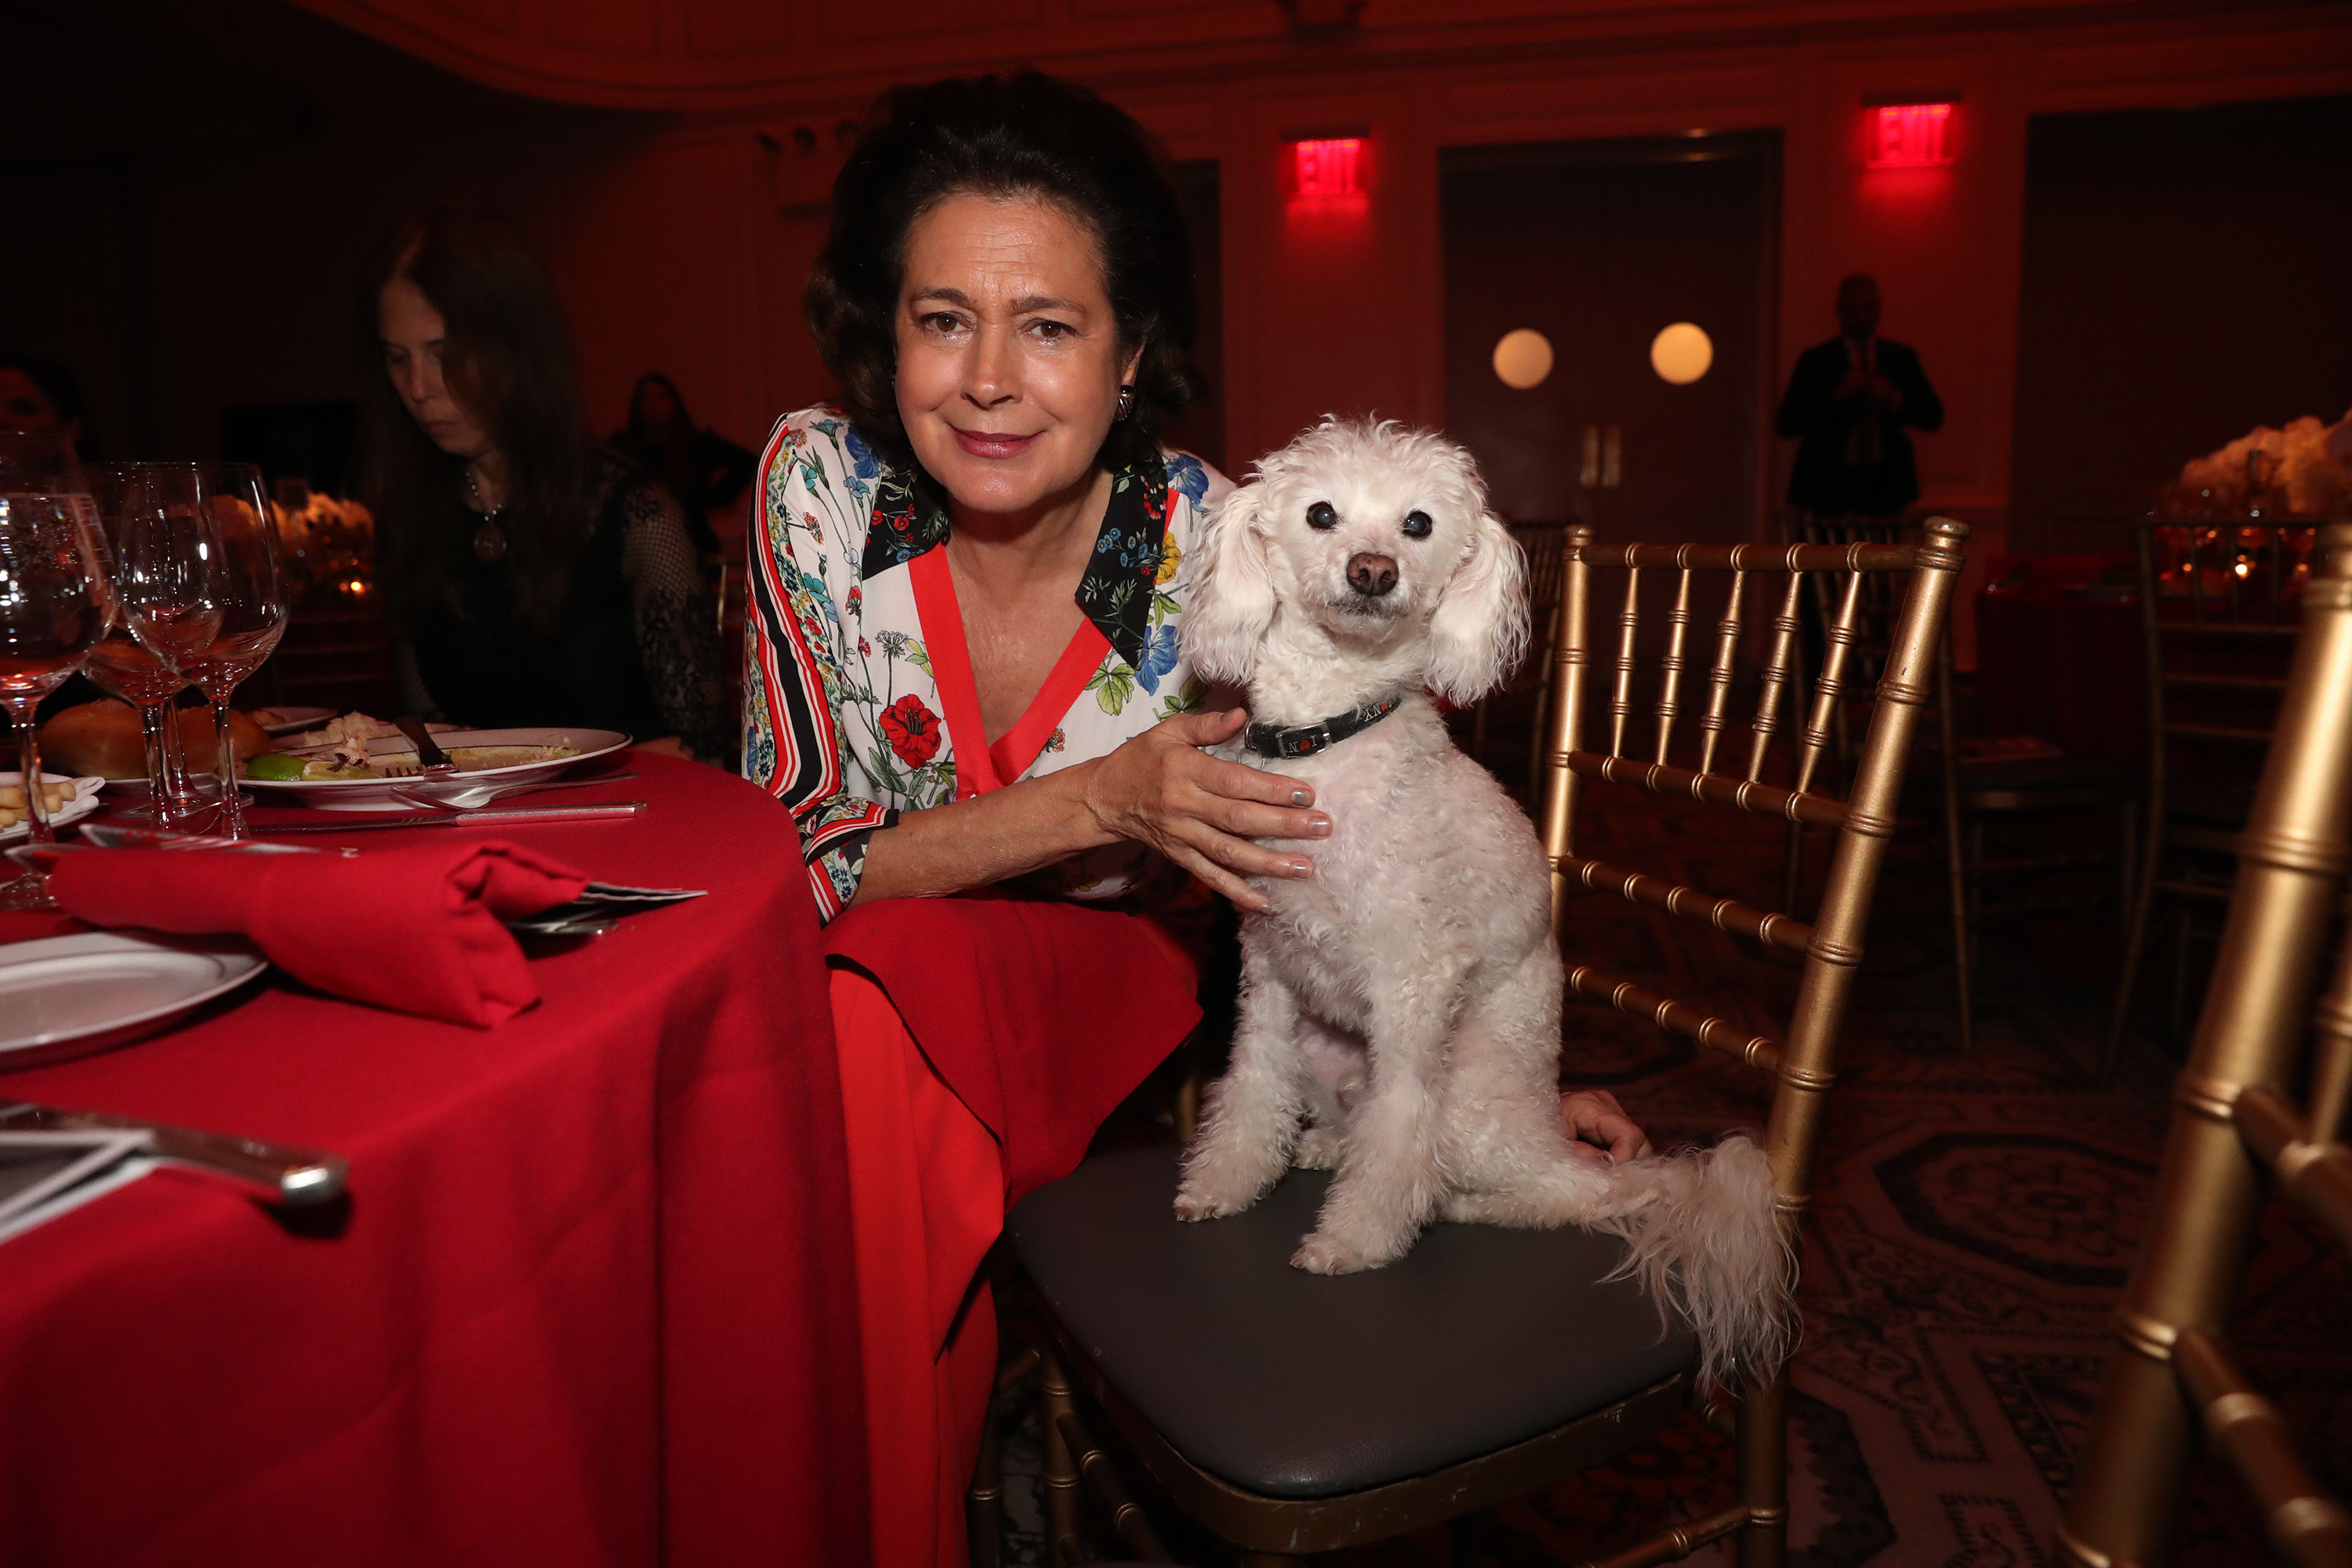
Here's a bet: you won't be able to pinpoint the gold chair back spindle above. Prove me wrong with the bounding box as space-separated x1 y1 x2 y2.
1610 567 1642 760
1656 570 1696 766
1793 571 1867 799
1540 521 1969 1568
1697 567 1746 780
1747 573 1808 784
2059 521 2352 1568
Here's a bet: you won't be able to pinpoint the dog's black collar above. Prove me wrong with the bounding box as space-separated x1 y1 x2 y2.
1241 695 1405 760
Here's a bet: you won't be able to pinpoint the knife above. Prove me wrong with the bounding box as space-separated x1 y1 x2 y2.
252 800 648 835
0 1100 347 1206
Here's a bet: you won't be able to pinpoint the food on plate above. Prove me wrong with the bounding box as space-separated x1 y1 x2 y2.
444 744 576 771
251 716 577 781
307 712 407 746
35 700 267 780
0 780 75 831
245 753 307 782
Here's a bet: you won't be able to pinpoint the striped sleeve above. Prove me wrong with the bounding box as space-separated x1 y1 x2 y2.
742 416 897 923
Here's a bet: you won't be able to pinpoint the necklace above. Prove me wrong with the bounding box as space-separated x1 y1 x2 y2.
463 465 509 564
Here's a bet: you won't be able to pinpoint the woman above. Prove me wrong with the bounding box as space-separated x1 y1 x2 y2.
360 209 728 762
750 74 1646 1568
609 372 756 561
0 354 92 458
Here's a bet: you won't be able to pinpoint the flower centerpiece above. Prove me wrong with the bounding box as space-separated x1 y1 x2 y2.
2163 408 2352 519
268 488 377 608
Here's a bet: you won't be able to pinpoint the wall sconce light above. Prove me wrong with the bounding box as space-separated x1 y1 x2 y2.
1866 101 1956 169
1287 137 1364 201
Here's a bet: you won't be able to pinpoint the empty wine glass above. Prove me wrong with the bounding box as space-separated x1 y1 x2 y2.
157 463 285 841
0 493 103 909
89 464 223 827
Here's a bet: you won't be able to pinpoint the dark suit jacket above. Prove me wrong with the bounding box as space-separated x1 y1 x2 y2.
1776 336 1944 516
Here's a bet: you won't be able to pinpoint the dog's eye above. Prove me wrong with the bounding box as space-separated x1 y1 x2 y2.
1306 501 1338 530
1402 510 1434 539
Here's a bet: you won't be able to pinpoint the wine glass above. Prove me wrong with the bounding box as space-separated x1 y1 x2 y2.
88 464 223 827
0 494 103 909
162 463 286 841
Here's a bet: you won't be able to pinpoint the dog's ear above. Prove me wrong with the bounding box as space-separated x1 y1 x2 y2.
1183 480 1278 684
1425 508 1530 704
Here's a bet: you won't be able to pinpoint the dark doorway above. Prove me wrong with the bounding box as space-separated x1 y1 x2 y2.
1441 134 1777 545
2012 93 2352 554
1158 158 1227 477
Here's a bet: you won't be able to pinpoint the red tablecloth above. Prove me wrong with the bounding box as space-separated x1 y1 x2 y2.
0 753 867 1567
1975 588 2147 763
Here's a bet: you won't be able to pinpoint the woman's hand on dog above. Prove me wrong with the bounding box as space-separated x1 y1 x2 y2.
1562 1088 1651 1163
1080 708 1330 912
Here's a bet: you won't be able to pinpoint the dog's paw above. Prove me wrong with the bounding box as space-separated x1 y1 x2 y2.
1290 1231 1374 1274
1173 1182 1254 1222
1290 1127 1343 1170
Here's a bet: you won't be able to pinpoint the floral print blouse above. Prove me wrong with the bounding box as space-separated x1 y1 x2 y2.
743 407 1232 922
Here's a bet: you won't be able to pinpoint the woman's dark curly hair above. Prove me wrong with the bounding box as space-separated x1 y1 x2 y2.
805 71 1201 472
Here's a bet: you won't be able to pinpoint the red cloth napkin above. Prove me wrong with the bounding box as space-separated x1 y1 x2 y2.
47 840 591 1026
822 893 1203 1204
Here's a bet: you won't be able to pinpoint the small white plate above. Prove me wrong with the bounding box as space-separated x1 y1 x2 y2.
0 931 268 1070
256 706 339 739
0 774 106 845
244 727 631 812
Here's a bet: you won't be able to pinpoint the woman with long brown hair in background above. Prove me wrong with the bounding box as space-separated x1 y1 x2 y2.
360 207 728 762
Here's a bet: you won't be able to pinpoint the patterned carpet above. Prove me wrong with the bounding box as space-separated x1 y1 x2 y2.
989 782 2351 1566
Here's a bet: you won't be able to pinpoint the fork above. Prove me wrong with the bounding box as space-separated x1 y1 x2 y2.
387 716 458 783
390 771 638 811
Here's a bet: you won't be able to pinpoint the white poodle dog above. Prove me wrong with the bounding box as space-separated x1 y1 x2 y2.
1174 416 1791 1387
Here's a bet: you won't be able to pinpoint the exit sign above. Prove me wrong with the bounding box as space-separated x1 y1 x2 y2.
1288 137 1363 199
1868 103 1955 168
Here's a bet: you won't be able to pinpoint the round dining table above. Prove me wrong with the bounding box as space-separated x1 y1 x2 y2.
0 752 867 1567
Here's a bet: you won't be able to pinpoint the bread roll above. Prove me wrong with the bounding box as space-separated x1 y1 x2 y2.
35 701 143 779
36 700 270 780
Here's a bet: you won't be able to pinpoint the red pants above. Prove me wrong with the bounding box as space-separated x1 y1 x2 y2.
832 918 1199 1568
833 968 1005 1568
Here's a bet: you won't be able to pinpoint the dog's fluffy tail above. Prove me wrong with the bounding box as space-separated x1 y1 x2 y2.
1588 1134 1794 1390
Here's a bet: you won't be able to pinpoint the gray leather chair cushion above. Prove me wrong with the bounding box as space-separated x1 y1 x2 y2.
1007 1145 1697 1498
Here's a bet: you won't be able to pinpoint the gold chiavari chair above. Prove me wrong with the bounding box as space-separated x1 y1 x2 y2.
1544 518 1969 1564
2057 521 2352 1568
982 519 1968 1568
2106 519 2332 1075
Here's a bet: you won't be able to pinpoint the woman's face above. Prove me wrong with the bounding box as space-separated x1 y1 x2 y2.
0 369 68 441
895 192 1142 518
379 276 493 461
634 379 677 428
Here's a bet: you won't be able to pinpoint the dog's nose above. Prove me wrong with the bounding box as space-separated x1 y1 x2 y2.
1346 552 1399 597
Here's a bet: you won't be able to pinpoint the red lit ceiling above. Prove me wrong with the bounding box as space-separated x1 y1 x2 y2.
283 0 2206 111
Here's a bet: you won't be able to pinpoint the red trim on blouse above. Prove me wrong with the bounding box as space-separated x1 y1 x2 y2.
910 546 1110 800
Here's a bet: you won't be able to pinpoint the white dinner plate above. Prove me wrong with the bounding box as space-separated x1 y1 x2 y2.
0 931 268 1071
243 726 632 811
255 706 339 739
0 774 106 845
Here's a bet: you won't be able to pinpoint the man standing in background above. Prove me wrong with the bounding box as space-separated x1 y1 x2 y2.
1778 274 1944 517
